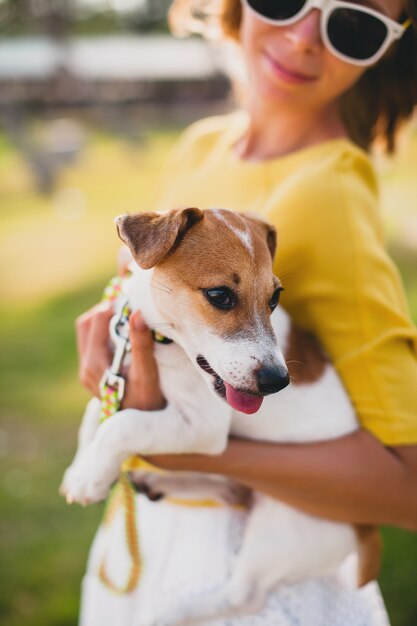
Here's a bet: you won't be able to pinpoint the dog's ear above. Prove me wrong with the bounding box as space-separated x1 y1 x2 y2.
242 213 277 260
115 208 204 269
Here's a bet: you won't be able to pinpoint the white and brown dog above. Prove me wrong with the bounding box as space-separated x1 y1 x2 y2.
61 207 380 626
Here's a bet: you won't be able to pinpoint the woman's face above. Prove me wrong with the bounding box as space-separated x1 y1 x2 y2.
239 0 404 112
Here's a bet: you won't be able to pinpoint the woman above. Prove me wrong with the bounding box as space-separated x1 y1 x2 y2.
76 1 417 624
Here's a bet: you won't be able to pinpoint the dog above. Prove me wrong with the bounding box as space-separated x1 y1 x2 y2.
61 207 380 626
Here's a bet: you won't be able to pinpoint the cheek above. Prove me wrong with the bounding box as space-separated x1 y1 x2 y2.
239 16 256 63
324 55 366 96
239 9 269 64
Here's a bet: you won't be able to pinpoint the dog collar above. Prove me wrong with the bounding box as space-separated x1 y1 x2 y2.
152 330 173 345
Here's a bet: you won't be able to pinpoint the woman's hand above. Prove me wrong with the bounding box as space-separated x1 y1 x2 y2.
76 301 113 397
122 310 166 411
76 304 165 411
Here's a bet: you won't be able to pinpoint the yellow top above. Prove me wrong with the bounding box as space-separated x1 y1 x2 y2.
157 111 417 446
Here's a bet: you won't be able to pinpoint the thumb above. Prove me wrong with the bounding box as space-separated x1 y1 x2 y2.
123 310 165 410
129 310 158 378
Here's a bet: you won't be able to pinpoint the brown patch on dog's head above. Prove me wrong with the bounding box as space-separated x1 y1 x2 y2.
284 324 328 385
243 213 277 260
152 209 279 341
115 208 204 269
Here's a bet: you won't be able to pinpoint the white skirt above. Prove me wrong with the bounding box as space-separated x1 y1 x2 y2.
80 487 390 626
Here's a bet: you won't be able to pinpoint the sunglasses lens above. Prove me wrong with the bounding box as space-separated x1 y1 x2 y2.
246 0 307 21
328 8 388 60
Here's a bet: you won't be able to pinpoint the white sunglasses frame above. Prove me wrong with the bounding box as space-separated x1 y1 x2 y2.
243 0 410 67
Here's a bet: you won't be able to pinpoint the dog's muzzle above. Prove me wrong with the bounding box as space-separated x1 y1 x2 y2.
196 356 289 415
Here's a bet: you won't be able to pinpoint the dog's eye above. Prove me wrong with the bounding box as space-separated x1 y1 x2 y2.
270 287 284 311
204 287 236 310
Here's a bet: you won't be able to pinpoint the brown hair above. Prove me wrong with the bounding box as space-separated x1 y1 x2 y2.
169 0 417 153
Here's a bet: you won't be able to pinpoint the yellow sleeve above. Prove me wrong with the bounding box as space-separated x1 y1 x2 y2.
263 150 417 446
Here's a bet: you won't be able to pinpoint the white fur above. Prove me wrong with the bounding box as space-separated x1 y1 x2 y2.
62 260 359 626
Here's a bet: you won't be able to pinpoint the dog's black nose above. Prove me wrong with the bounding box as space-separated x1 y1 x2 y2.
256 367 290 395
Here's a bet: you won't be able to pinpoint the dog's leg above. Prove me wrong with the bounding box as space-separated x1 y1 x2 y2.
60 397 101 499
63 403 230 505
76 397 102 448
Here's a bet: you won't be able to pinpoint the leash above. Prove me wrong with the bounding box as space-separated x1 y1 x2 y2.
97 276 141 594
99 277 172 425
99 297 131 423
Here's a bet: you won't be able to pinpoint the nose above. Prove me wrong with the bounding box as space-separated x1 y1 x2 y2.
285 8 322 51
256 367 290 395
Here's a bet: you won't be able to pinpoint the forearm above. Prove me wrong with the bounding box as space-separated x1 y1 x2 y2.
145 429 417 530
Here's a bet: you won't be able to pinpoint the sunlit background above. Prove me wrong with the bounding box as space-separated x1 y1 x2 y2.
0 2 416 625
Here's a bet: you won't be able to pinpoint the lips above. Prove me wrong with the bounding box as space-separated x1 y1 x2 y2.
196 355 264 415
263 51 318 83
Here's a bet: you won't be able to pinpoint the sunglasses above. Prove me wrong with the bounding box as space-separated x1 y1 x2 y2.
243 0 411 66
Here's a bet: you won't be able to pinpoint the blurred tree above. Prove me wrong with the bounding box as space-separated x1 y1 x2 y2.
0 0 173 35
104 0 172 32
29 0 74 38
0 0 73 36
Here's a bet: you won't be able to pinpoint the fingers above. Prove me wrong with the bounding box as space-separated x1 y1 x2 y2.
75 302 165 409
121 310 166 411
76 302 109 358
130 309 155 356
76 302 113 396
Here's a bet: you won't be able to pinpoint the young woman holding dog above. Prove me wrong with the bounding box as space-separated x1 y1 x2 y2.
76 0 417 623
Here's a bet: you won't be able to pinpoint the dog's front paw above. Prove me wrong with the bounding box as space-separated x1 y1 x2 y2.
59 459 82 501
60 438 121 505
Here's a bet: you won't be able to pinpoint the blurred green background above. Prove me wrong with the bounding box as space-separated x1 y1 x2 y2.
0 121 417 626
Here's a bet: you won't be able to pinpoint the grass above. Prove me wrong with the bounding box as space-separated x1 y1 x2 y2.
0 123 416 626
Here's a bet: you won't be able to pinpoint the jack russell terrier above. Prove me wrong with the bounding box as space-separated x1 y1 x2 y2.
61 207 380 626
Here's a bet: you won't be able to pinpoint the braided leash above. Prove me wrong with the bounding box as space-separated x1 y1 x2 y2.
98 474 141 594
97 276 142 594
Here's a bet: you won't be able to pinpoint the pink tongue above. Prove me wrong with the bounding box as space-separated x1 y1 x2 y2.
225 383 263 414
